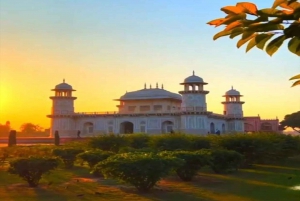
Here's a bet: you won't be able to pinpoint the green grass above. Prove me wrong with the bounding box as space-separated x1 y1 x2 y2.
0 158 299 201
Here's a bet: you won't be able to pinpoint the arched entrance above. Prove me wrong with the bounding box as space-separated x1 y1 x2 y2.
83 122 94 134
210 122 215 134
162 121 174 133
120 121 134 134
244 123 254 132
222 124 225 134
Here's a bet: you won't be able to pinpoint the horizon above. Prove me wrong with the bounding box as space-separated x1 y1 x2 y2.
0 0 299 130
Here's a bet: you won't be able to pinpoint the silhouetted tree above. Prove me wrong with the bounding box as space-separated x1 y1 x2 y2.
20 123 43 134
279 111 300 133
0 121 10 134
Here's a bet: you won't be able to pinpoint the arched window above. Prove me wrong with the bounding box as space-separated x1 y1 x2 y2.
261 122 272 131
140 121 146 133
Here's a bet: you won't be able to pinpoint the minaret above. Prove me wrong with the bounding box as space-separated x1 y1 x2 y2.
179 71 209 112
222 87 245 132
48 80 77 137
50 79 77 115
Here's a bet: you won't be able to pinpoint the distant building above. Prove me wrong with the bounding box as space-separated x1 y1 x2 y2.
244 116 279 133
47 72 279 137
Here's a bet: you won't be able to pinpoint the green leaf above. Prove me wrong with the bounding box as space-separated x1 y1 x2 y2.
257 8 286 17
213 30 232 40
291 80 300 87
229 27 244 39
288 37 300 56
289 74 300 80
237 33 257 48
246 37 257 52
242 31 255 39
272 0 288 9
247 23 284 32
265 35 286 56
255 34 275 50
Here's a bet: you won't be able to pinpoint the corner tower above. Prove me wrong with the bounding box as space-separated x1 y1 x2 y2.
50 79 77 115
222 87 245 132
179 71 209 112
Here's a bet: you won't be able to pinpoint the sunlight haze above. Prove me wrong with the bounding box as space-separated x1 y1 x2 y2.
0 0 299 130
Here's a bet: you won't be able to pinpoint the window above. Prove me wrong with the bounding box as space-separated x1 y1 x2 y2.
140 121 146 133
153 105 162 111
167 106 171 111
108 126 113 133
140 105 150 112
128 106 136 111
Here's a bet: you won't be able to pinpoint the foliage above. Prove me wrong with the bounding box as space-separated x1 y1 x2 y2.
8 157 58 187
118 146 157 154
8 130 17 147
54 131 60 146
20 123 44 134
88 134 129 152
125 134 151 149
280 111 300 133
210 133 300 166
189 135 211 150
208 149 244 174
77 149 115 168
289 74 300 87
207 0 300 87
92 152 184 192
0 121 10 135
160 150 211 181
52 148 83 169
148 134 193 151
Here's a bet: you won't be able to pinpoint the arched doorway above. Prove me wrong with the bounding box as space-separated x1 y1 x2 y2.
222 124 225 134
210 122 215 134
83 122 94 134
120 121 134 134
162 121 174 133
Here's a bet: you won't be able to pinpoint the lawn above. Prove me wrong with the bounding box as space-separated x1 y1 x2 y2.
0 158 299 201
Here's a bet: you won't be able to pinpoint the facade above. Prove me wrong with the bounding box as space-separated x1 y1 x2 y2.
47 73 278 137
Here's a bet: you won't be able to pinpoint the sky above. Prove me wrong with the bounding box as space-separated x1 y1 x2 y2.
0 0 299 131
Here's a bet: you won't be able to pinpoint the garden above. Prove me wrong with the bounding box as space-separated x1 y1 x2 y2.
0 132 300 201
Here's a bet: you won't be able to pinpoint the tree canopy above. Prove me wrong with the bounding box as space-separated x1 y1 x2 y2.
280 111 300 133
20 123 43 133
207 0 300 87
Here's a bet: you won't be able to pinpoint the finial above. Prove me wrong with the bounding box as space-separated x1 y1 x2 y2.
150 84 152 89
231 86 233 90
144 83 146 89
193 70 195 76
63 79 65 83
161 84 164 89
156 82 158 88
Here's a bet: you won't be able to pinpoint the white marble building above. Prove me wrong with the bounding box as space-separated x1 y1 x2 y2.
47 72 245 137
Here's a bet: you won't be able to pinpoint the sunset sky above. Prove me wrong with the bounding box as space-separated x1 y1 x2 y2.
0 0 299 131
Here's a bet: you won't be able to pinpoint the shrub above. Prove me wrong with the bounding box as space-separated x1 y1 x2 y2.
8 157 58 187
161 150 211 181
126 134 150 149
189 136 211 150
118 146 157 154
88 134 128 152
77 150 115 168
52 148 83 169
149 134 193 151
208 149 243 174
92 152 183 192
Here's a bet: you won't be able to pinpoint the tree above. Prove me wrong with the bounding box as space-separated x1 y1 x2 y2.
207 0 300 87
20 123 43 133
0 121 10 134
280 111 300 133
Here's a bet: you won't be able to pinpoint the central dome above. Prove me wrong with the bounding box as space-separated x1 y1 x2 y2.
118 88 182 101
